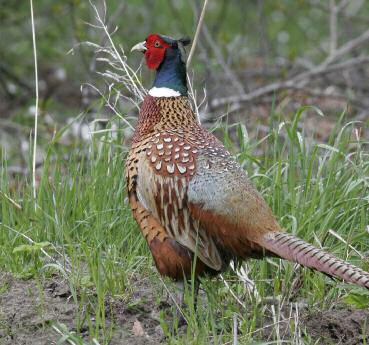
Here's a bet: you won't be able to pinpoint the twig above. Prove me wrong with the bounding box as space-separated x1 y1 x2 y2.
208 1 369 111
337 0 350 12
323 27 369 66
295 55 369 81
329 0 338 55
187 0 209 69
233 313 238 345
30 0 39 208
211 55 369 108
202 24 245 95
186 0 209 124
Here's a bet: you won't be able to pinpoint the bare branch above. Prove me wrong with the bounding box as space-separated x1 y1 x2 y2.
202 1 369 113
329 0 338 55
323 28 369 66
202 24 245 95
337 0 350 12
211 56 369 108
186 0 209 124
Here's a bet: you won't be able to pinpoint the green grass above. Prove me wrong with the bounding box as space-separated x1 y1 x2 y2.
1 110 369 344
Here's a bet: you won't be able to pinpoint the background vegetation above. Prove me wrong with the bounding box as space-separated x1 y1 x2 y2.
1 0 369 344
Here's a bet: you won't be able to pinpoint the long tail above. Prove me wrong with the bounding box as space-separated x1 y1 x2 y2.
261 231 369 289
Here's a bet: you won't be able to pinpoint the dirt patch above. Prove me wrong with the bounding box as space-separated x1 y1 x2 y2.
303 307 369 345
1 271 369 344
0 273 75 345
259 302 369 344
0 272 165 345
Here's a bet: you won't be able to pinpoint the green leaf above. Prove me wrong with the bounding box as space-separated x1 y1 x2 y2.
237 123 249 151
13 241 51 254
343 292 369 309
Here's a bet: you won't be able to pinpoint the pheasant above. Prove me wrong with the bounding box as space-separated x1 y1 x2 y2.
127 34 369 296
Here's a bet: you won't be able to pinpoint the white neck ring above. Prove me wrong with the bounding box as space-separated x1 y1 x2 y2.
148 87 181 97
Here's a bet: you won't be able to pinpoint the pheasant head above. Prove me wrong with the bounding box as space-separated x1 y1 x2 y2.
131 34 191 97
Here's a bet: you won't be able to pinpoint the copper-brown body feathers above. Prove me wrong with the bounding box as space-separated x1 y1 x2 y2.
126 95 369 289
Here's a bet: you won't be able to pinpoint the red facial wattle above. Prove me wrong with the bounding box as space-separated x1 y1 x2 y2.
144 34 171 70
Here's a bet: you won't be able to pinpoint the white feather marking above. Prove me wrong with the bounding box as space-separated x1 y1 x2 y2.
163 203 169 230
136 188 150 211
170 214 178 237
160 178 164 209
177 164 187 174
148 87 181 97
183 208 191 235
180 177 186 199
167 163 175 174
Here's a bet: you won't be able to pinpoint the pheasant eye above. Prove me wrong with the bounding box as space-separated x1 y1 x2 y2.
154 41 160 48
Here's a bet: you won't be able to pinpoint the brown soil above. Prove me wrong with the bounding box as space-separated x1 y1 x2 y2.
303 307 369 345
0 272 165 345
1 271 369 345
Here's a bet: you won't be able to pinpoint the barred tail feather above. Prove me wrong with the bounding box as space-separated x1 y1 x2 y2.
262 232 369 289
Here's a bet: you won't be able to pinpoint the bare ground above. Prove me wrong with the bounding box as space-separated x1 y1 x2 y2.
1 272 369 345
303 307 369 345
0 272 164 345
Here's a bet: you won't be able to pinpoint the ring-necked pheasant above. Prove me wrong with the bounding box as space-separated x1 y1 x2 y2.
127 34 369 295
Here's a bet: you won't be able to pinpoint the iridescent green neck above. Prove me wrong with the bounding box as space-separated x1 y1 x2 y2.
153 47 187 96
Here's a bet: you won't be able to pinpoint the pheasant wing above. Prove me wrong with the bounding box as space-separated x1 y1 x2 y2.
132 132 224 271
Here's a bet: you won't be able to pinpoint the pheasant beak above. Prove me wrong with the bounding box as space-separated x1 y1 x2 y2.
130 41 147 53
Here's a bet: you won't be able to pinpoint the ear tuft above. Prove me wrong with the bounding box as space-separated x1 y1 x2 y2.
179 37 191 47
177 37 190 63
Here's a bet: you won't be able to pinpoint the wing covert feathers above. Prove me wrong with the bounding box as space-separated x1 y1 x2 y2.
262 232 369 289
